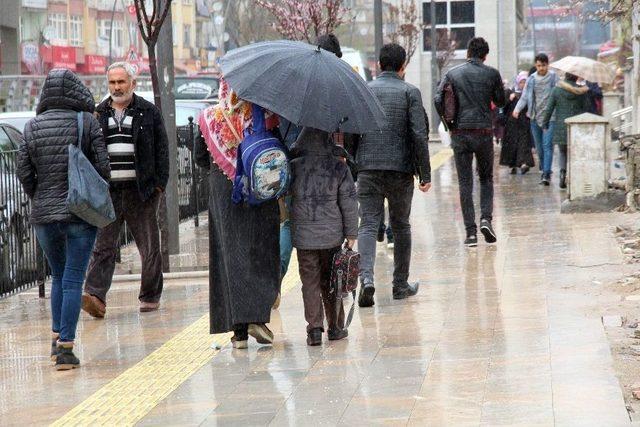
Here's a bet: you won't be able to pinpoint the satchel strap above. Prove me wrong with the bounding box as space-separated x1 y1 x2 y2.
335 270 357 331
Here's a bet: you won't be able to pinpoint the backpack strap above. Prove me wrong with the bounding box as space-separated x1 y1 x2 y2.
334 267 357 331
251 103 266 133
231 143 245 204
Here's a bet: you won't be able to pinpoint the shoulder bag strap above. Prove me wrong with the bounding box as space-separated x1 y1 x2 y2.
76 111 85 152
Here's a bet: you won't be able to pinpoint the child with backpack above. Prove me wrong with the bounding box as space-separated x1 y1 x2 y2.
289 127 359 346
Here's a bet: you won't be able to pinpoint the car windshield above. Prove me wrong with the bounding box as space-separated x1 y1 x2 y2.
174 76 220 100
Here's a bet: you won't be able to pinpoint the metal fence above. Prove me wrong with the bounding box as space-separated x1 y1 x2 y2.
0 150 47 297
0 75 153 113
0 119 208 298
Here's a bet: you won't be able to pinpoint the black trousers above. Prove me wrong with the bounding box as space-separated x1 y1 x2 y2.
451 133 494 235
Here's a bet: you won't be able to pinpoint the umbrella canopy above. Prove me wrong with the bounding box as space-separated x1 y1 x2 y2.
550 56 615 85
219 40 386 134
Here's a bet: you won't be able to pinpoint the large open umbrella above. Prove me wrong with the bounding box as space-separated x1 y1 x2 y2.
218 40 386 134
550 56 615 85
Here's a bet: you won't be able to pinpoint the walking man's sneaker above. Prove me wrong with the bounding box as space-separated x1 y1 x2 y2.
358 281 375 307
307 328 323 346
248 323 274 344
480 219 497 243
55 341 80 371
464 234 478 247
393 282 420 300
81 293 106 318
140 301 160 312
328 328 348 341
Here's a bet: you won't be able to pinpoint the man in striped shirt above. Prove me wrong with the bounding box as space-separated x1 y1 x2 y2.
82 62 169 318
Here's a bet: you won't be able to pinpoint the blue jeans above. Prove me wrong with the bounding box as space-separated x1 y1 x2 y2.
279 195 293 279
280 219 293 278
530 121 555 177
34 222 97 342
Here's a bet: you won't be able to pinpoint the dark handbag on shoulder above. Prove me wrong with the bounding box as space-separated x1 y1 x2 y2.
330 245 360 330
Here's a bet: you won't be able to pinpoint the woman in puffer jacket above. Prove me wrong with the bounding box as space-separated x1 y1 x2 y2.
17 69 110 370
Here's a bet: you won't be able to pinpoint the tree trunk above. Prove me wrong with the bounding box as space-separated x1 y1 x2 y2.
147 43 162 110
146 40 170 272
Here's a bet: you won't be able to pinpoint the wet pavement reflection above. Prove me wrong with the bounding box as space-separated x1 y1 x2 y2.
0 149 632 426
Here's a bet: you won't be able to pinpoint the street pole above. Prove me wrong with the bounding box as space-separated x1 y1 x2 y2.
430 0 439 132
156 0 180 263
108 0 118 64
373 0 383 74
529 0 537 55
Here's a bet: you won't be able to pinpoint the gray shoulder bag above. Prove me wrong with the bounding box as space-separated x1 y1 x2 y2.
66 111 116 228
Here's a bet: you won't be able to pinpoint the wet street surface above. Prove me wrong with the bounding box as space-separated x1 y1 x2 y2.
0 147 633 426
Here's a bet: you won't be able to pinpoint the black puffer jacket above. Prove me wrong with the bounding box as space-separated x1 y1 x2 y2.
435 58 506 130
17 69 110 224
356 72 431 182
290 128 358 250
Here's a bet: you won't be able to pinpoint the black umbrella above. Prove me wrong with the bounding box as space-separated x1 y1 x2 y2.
218 40 386 134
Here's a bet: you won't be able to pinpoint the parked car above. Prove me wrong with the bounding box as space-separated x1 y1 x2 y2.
0 111 36 133
0 123 35 292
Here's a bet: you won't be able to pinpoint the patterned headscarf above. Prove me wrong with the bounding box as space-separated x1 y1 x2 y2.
515 71 528 93
199 78 279 180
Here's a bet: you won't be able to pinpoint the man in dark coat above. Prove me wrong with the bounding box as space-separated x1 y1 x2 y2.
82 61 169 317
435 37 505 247
355 43 431 308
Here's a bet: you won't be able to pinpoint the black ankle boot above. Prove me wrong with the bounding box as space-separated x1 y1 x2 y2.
559 169 567 189
55 342 80 371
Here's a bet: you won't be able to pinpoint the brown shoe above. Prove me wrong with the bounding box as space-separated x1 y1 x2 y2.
140 301 160 312
81 293 105 318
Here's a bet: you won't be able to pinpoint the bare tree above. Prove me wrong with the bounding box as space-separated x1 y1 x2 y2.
386 0 423 65
436 30 457 73
254 0 352 43
133 0 171 109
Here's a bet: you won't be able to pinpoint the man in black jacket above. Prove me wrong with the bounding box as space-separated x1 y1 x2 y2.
82 62 169 317
355 43 431 308
434 37 505 247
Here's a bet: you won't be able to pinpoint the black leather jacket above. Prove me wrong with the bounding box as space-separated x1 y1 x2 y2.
435 58 505 130
356 72 431 183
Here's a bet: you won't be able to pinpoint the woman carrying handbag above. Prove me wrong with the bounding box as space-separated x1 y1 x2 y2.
17 69 111 370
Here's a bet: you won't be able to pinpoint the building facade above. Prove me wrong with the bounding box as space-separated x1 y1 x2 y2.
13 0 200 76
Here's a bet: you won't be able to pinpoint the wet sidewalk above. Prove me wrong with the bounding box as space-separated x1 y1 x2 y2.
0 147 633 426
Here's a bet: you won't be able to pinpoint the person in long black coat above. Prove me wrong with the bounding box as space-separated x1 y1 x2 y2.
500 72 535 174
194 131 280 349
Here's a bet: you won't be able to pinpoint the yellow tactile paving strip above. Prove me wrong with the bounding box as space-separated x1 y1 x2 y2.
52 148 453 426
52 252 301 427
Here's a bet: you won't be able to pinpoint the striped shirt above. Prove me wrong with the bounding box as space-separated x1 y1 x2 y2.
106 106 137 183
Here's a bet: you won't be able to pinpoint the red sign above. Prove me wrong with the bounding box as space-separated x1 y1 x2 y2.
128 5 137 15
40 46 77 71
84 55 107 74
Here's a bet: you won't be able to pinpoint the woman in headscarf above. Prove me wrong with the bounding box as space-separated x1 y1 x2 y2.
194 80 279 349
499 71 535 175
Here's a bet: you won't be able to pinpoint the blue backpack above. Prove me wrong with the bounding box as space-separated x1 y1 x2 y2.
232 104 290 205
